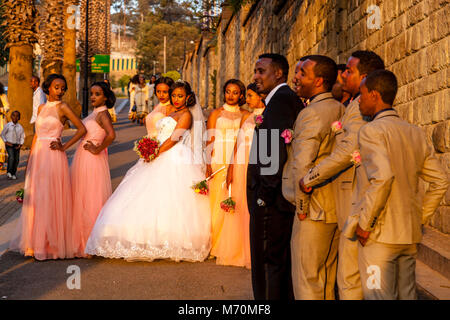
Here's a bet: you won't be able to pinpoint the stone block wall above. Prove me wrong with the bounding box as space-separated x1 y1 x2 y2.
182 0 449 234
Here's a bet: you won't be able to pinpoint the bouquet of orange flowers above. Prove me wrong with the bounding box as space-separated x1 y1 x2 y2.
134 136 160 162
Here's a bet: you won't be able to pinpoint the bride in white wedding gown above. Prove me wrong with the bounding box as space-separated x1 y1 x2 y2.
85 81 211 262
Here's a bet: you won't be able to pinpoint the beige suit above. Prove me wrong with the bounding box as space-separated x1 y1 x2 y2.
282 92 345 300
301 97 367 299
343 109 449 300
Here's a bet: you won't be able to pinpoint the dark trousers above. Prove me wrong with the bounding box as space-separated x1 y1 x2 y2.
247 188 295 300
6 144 20 175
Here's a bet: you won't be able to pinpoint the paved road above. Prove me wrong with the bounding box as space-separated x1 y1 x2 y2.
0 100 253 300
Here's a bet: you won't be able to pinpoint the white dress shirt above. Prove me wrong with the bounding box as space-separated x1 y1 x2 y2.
31 87 47 124
1 121 25 145
264 82 288 106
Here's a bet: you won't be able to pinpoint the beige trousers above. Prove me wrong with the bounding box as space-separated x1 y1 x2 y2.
358 240 417 300
337 233 363 299
291 217 339 300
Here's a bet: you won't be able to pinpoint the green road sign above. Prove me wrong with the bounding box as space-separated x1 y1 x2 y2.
75 55 110 73
91 54 110 73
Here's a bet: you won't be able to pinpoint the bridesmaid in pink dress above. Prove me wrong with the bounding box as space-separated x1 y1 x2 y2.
71 82 116 256
11 74 86 260
214 83 266 268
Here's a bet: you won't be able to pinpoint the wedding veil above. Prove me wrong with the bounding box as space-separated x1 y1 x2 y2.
187 94 206 169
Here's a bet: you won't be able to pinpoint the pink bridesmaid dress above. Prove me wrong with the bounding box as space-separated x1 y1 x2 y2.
71 106 112 256
11 100 77 260
213 108 264 268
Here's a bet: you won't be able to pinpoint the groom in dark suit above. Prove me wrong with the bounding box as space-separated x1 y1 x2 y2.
247 53 304 300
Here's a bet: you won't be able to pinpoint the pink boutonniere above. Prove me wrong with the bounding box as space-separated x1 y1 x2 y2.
331 121 343 133
351 150 361 166
281 129 294 144
254 114 264 128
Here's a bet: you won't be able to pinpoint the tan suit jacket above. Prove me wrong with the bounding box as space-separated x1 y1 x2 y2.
302 97 368 229
282 92 345 223
343 109 449 244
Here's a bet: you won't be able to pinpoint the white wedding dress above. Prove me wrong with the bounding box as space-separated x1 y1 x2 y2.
85 116 211 262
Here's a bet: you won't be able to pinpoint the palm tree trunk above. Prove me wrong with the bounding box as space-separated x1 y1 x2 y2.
8 45 35 148
41 0 64 79
62 0 81 117
2 0 39 148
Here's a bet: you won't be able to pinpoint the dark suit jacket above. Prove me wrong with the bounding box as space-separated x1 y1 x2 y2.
247 84 304 213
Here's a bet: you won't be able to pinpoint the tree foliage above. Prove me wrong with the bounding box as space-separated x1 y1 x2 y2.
135 4 200 75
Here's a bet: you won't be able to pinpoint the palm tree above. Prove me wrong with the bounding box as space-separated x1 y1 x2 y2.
40 0 65 79
62 0 82 116
1 0 39 147
78 0 112 106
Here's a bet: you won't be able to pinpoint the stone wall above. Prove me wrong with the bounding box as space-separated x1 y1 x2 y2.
182 0 450 234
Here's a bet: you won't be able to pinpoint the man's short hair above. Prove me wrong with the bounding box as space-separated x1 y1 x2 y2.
351 50 385 75
31 75 40 84
306 55 338 91
337 64 346 72
365 70 398 105
259 53 289 80
11 110 21 118
299 55 314 62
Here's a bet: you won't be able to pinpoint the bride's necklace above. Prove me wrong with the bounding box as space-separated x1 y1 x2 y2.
174 105 187 112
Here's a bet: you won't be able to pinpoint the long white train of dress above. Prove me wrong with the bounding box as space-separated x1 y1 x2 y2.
85 117 211 262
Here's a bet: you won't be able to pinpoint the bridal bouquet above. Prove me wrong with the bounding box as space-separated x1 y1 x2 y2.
16 188 24 203
134 136 160 162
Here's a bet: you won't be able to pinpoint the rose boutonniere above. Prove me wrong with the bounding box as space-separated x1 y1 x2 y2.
351 150 361 166
254 114 264 128
331 121 343 133
281 129 294 144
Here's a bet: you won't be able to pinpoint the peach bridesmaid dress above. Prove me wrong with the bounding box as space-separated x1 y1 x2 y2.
11 100 77 260
209 104 243 257
213 108 264 268
71 106 112 256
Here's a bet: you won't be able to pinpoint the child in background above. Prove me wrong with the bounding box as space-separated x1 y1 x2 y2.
1 110 25 180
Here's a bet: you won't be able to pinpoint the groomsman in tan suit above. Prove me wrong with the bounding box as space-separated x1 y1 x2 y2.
343 70 449 300
300 51 385 299
282 55 345 299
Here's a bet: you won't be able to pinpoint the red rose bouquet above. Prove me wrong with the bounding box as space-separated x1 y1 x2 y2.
134 136 160 162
